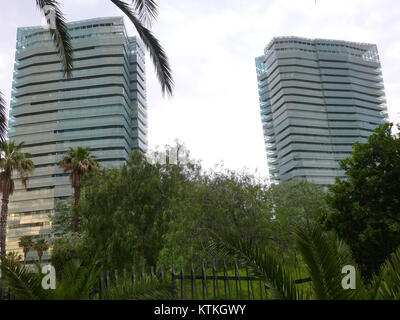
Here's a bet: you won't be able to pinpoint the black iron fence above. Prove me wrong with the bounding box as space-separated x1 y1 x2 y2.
0 285 16 300
95 262 312 300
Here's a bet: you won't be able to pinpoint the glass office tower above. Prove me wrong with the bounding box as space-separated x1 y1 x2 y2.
256 36 388 185
7 17 148 261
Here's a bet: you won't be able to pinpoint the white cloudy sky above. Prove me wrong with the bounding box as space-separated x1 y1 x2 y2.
0 0 399 179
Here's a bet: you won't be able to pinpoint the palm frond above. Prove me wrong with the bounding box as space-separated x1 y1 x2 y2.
370 247 400 300
132 0 158 26
102 277 174 300
0 258 50 300
293 223 363 300
111 0 173 96
208 233 304 300
36 0 73 78
51 259 101 300
0 92 7 142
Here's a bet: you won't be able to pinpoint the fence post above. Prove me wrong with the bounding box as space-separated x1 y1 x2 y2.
141 264 145 284
114 270 119 285
235 261 242 299
191 263 196 300
212 260 219 300
202 261 208 300
99 271 104 300
160 265 165 281
131 266 136 286
171 265 178 300
180 265 186 300
151 266 155 282
106 270 110 290
223 260 227 299
224 260 231 299
246 266 251 300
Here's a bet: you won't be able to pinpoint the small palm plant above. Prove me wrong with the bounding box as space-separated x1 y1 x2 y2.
101 277 174 300
0 258 101 300
0 141 34 257
18 236 34 266
209 223 400 300
33 239 49 264
58 147 99 232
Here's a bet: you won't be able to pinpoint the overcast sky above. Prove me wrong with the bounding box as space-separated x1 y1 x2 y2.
0 0 399 179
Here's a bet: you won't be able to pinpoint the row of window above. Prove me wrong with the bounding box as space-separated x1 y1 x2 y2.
24 22 117 40
273 47 365 59
9 209 53 218
21 32 125 49
272 39 369 53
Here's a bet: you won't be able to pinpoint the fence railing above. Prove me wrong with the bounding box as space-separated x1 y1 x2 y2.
0 285 16 300
95 262 312 300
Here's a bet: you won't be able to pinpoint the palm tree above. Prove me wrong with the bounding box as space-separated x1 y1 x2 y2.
58 147 99 232
33 0 173 96
18 236 34 266
33 238 49 264
0 141 34 257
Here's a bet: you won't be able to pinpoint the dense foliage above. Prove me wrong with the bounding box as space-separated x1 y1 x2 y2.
49 143 328 273
323 123 400 279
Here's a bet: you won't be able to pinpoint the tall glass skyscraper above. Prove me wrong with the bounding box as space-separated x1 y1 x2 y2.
7 17 148 261
256 37 388 185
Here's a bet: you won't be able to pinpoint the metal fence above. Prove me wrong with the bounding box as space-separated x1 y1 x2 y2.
0 285 16 300
95 262 312 300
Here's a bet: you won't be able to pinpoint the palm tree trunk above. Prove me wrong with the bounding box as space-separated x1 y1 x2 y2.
0 192 9 257
72 187 81 232
23 249 27 266
38 252 42 264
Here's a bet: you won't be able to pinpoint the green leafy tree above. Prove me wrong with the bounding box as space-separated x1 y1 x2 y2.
50 198 74 235
33 238 49 264
58 147 99 232
50 232 91 276
158 169 273 266
79 150 188 269
18 236 34 266
0 141 34 257
266 179 331 260
324 123 400 279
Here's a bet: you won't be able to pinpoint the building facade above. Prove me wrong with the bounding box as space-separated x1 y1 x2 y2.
7 17 148 261
256 36 388 185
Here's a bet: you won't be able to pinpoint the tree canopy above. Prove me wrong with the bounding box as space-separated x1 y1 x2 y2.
323 123 400 279
50 143 330 272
